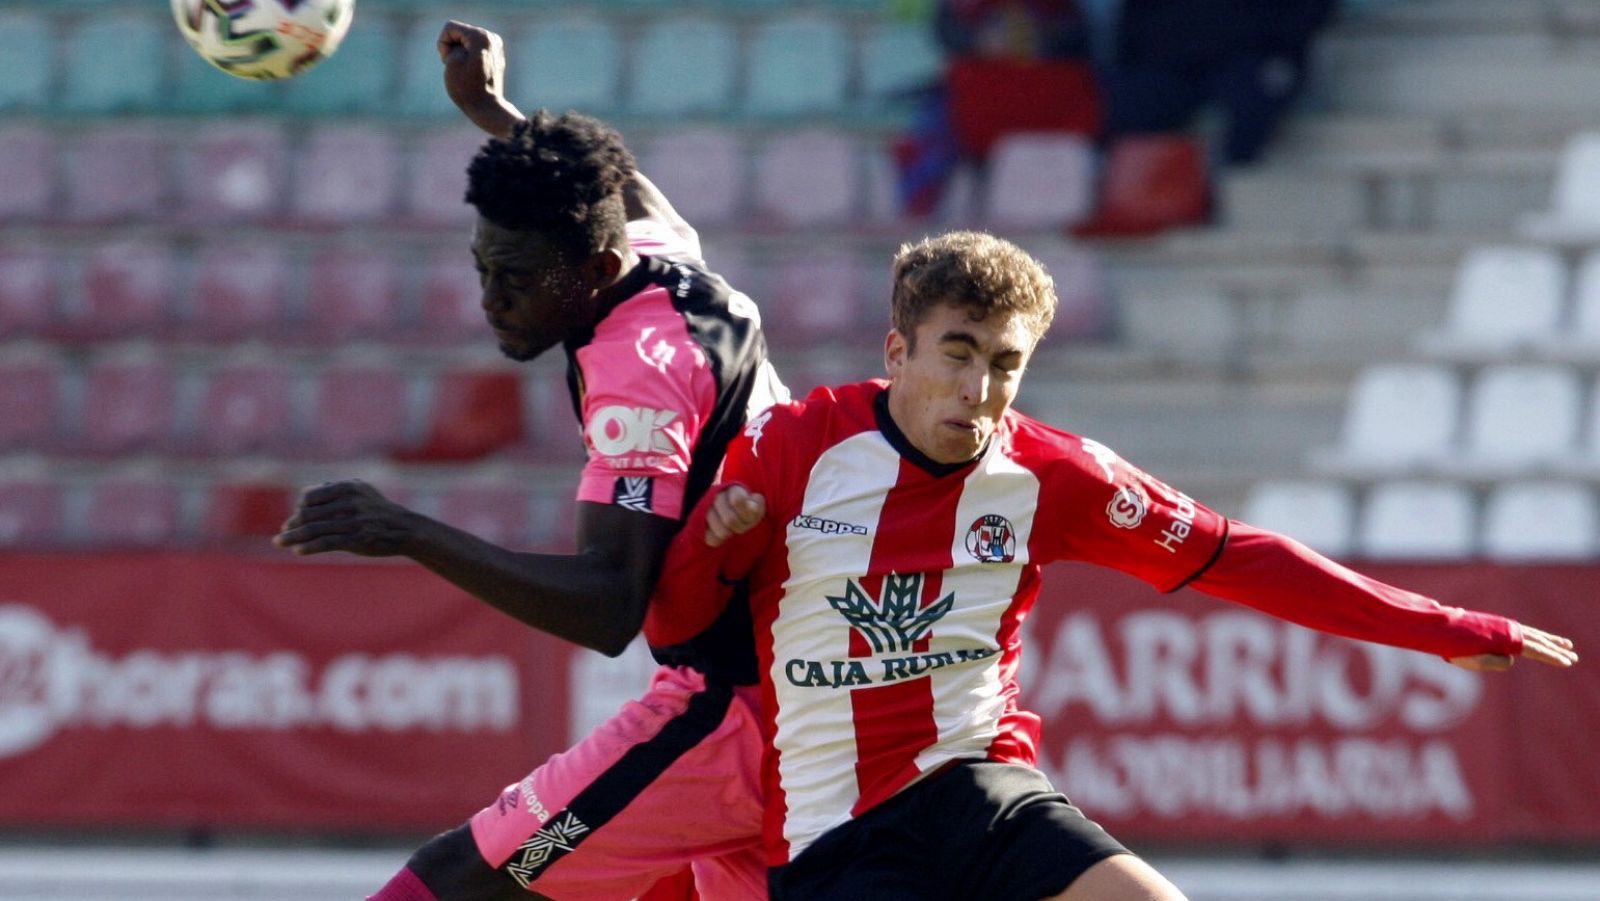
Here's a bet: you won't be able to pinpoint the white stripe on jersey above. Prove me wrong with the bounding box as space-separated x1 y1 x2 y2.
770 430 902 854
913 450 1037 776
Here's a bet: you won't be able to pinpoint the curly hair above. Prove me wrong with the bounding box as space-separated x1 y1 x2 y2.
465 109 636 259
889 231 1057 348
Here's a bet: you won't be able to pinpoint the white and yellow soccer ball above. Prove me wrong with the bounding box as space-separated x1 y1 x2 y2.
171 0 356 81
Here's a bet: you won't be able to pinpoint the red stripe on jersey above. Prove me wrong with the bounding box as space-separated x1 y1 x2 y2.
753 523 796 866
984 563 1043 764
849 457 968 816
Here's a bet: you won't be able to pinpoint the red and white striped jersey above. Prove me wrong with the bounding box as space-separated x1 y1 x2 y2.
648 379 1523 864
661 380 1224 862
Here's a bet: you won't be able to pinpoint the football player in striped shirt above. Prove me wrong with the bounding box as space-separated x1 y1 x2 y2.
648 231 1578 901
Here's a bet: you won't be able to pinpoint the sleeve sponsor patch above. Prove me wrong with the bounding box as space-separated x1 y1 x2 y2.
613 476 655 513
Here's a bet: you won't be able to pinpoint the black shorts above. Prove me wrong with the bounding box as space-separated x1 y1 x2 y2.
769 761 1130 901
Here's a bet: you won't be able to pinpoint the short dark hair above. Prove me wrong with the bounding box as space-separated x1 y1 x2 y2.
465 110 636 259
890 231 1057 347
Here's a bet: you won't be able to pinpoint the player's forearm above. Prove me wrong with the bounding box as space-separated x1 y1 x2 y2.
401 514 648 656
1192 521 1522 659
463 96 525 140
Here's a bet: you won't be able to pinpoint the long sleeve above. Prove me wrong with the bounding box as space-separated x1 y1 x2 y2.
643 482 770 648
1191 521 1523 659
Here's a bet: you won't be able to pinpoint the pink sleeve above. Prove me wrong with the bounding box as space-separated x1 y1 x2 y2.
1192 521 1524 659
573 312 717 521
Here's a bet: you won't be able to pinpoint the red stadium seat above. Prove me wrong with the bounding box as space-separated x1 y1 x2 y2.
394 368 524 463
186 242 291 342
436 481 532 549
66 126 166 223
753 129 859 228
193 361 300 457
0 243 57 337
0 353 62 450
417 252 486 346
1073 133 1210 237
86 476 184 547
304 248 404 342
202 480 293 544
0 125 53 222
178 125 290 224
69 239 175 341
0 476 64 547
293 126 400 224
405 127 482 226
310 362 411 458
78 355 177 454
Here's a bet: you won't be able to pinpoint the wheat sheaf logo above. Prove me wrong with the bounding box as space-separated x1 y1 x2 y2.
826 573 954 654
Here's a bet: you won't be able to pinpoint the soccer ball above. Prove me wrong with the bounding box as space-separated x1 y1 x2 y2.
171 0 356 81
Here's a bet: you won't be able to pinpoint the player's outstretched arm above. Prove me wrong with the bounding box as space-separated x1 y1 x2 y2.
274 480 676 656
437 20 700 249
1190 521 1579 669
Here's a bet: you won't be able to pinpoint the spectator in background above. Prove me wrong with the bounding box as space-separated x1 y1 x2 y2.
1102 0 1338 165
895 0 1101 217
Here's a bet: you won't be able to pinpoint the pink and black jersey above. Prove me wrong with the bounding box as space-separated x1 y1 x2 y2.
569 223 787 682
648 379 1523 864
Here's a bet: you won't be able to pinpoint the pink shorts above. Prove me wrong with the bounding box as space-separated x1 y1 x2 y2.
469 665 766 901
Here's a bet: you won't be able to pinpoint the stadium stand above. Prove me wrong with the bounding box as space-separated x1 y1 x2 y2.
0 0 1595 568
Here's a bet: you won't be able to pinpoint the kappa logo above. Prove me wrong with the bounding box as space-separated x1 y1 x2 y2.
826 573 954 655
965 514 1016 563
613 476 654 513
1107 485 1149 529
793 514 868 536
504 810 591 888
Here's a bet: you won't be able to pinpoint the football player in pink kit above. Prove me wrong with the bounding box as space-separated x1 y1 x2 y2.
273 21 781 901
647 231 1579 901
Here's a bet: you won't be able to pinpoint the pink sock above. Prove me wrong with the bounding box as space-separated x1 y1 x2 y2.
368 867 439 901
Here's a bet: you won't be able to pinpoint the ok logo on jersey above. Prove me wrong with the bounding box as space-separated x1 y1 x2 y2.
587 405 679 457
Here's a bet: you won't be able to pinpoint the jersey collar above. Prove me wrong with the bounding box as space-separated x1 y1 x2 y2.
563 255 665 352
874 387 991 478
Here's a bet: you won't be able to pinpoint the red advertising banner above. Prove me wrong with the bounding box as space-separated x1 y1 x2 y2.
1023 562 1600 847
0 552 575 832
1 553 1597 847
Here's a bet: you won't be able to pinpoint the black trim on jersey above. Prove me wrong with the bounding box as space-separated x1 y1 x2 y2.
407 682 734 899
1166 517 1231 593
563 253 771 685
874 387 990 478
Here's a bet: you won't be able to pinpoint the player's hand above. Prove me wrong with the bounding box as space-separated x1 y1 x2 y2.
705 484 765 548
1448 624 1578 671
437 20 521 138
272 480 417 558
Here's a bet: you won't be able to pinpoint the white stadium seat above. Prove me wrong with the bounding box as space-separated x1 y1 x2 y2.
1481 481 1598 560
1519 131 1600 243
1357 480 1475 560
1325 363 1461 470
1241 480 1355 558
1417 246 1566 356
983 133 1096 230
1461 364 1582 469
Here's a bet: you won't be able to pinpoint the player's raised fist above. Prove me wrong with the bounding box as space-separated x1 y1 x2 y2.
437 20 522 138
